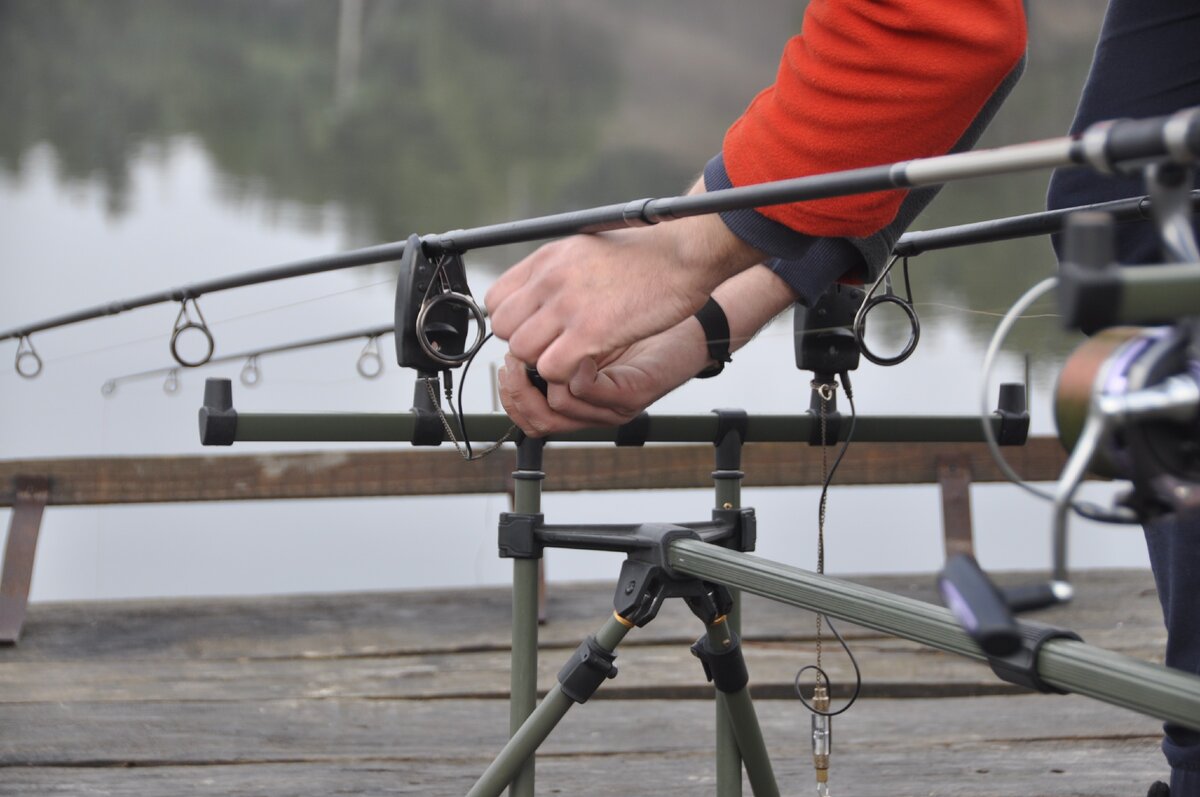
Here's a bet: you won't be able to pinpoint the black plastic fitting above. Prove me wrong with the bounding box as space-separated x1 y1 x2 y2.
995 382 1030 446
1057 212 1121 335
691 631 750 694
986 622 1082 695
712 507 756 553
806 382 843 447
616 413 650 447
497 512 544 560
712 408 748 474
557 636 619 704
515 434 545 473
410 375 445 446
198 378 238 446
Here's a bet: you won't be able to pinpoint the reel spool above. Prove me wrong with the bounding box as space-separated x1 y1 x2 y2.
1055 324 1200 512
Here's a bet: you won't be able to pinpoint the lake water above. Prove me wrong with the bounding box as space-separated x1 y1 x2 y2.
0 1 1148 602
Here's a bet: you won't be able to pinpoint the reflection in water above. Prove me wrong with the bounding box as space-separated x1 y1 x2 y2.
1 1 1110 352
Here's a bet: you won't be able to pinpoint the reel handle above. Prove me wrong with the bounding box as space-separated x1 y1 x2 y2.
938 554 1021 657
525 365 549 397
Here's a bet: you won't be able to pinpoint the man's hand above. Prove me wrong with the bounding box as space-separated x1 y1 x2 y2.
484 179 763 383
497 320 709 436
496 264 799 437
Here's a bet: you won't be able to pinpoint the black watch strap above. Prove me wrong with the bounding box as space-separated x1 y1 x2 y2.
694 297 731 379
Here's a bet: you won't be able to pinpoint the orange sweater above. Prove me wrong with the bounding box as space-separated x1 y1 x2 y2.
722 0 1027 239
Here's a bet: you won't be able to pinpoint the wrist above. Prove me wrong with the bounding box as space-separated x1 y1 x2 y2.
691 297 733 379
652 179 768 299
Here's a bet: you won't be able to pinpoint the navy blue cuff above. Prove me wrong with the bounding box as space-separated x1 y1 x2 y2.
704 154 864 307
704 155 817 260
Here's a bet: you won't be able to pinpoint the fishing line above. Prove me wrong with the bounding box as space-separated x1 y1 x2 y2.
209 276 396 327
913 302 1059 320
421 330 515 461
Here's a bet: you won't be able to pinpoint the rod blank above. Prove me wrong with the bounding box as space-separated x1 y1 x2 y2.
895 190 1200 257
5 108 1199 345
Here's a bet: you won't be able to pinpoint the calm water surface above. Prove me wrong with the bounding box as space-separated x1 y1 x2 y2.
0 1 1147 601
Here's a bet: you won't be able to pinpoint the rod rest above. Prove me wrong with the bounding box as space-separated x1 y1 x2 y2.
199 378 238 446
940 553 1081 693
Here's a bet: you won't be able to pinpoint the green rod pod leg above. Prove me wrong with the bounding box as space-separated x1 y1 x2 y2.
509 437 544 797
704 619 779 797
712 411 747 796
469 614 632 797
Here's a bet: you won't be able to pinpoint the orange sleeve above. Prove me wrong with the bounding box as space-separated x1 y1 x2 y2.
722 0 1027 238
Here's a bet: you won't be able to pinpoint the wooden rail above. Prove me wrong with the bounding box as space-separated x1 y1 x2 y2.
0 437 1068 644
0 437 1066 506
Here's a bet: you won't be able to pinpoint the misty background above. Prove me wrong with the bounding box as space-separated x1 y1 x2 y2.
0 1 1149 603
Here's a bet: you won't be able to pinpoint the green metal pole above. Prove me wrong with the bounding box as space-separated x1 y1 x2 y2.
667 539 1200 731
1117 263 1200 323
468 615 632 797
221 410 1019 445
508 437 544 797
706 620 779 797
713 420 744 796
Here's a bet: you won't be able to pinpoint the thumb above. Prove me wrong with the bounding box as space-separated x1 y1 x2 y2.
567 357 600 398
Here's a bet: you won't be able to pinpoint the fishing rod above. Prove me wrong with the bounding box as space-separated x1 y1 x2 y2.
894 189 1200 257
851 186 1200 367
6 106 1200 376
100 324 393 396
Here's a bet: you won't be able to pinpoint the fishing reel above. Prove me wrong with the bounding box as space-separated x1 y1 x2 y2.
1055 324 1200 518
1053 205 1200 522
394 233 487 373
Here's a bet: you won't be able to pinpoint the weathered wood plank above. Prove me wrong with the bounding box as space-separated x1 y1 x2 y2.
0 638 1096 704
0 745 1167 797
0 572 1172 796
0 438 1069 506
0 697 1164 796
1 571 1161 664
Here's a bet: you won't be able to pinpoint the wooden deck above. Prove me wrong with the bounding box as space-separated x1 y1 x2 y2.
0 569 1173 795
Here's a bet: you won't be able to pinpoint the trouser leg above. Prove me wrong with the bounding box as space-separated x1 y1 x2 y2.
1046 1 1200 790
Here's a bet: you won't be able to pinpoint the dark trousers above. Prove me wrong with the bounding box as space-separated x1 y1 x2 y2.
1046 1 1200 792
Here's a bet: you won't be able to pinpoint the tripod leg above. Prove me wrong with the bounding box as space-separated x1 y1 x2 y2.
698 617 780 797
509 437 544 797
468 613 631 797
510 557 539 796
720 686 779 797
715 594 743 796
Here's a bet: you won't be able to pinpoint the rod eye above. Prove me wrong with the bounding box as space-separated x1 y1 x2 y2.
170 322 215 368
239 356 261 387
15 335 42 379
415 291 487 367
853 293 920 367
15 350 42 379
170 298 215 367
357 336 384 379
